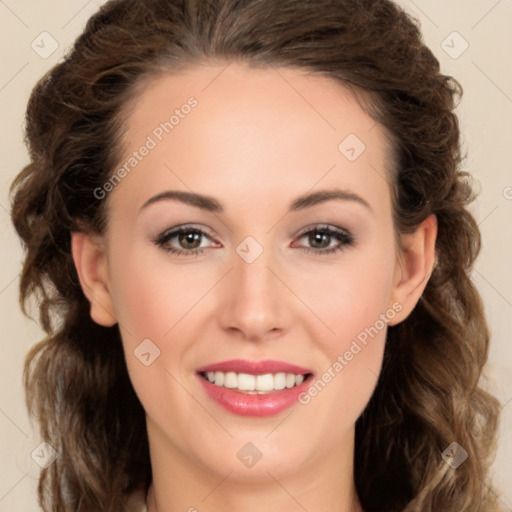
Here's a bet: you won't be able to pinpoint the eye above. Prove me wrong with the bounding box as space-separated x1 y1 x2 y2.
153 225 219 257
292 225 355 255
153 224 355 257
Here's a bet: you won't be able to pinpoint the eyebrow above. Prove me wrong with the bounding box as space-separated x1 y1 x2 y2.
140 188 372 213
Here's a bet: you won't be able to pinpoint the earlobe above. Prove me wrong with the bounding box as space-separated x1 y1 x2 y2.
71 231 117 327
387 214 438 326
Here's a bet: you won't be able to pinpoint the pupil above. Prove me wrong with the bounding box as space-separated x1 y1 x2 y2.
310 231 329 248
180 231 200 249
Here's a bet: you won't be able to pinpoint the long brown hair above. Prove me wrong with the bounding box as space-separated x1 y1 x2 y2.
10 0 502 510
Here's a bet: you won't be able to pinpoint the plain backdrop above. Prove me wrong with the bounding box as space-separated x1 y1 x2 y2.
0 0 511 510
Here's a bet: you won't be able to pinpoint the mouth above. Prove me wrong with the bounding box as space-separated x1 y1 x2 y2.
195 359 314 417
198 370 313 394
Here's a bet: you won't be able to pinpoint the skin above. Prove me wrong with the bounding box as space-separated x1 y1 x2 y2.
72 62 437 512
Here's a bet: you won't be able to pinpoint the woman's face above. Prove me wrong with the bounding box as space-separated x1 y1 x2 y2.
74 62 434 485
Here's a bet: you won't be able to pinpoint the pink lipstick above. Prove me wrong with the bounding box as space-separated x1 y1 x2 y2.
196 359 313 417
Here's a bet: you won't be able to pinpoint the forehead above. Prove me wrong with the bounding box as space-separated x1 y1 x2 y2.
111 62 393 216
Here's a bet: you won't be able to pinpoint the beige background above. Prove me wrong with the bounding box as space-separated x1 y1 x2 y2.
0 0 511 510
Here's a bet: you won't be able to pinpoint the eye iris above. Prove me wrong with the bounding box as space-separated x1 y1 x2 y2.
179 231 201 249
309 231 330 249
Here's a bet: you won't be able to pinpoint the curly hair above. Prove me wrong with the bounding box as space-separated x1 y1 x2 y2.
10 0 503 511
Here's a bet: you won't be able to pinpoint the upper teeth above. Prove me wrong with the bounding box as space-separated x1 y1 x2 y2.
204 371 305 393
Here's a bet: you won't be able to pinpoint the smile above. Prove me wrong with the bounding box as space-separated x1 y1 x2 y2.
199 370 309 393
195 359 314 417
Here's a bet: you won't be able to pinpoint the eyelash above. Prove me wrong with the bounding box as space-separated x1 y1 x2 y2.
153 224 355 257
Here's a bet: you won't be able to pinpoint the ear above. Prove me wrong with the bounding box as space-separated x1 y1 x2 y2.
71 231 117 327
387 214 437 326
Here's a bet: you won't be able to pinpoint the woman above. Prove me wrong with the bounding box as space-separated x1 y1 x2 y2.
10 0 503 510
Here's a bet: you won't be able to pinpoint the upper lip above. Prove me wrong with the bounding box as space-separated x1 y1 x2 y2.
196 359 313 376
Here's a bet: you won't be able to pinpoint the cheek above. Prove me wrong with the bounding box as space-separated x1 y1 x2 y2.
294 270 392 452
109 245 214 343
108 249 210 424
295 242 396 354
107 243 223 409
291 241 396 422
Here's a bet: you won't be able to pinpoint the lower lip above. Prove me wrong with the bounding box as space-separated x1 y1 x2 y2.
197 374 312 417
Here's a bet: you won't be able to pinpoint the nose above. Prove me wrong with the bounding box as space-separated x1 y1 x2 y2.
217 246 291 342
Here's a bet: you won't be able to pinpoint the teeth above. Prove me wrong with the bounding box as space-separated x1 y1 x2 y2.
203 371 308 393
274 372 286 390
256 373 274 390
286 373 296 388
214 371 224 386
238 373 255 391
224 371 237 389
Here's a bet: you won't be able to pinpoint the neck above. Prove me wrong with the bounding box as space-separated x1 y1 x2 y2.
145 421 363 512
147 481 363 512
